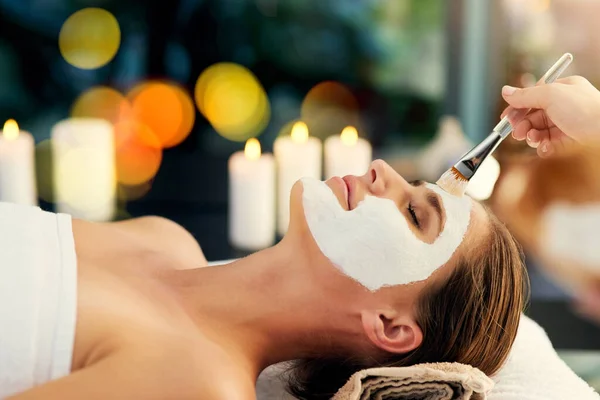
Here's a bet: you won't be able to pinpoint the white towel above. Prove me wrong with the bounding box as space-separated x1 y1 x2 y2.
332 363 492 400
489 315 599 400
0 202 78 398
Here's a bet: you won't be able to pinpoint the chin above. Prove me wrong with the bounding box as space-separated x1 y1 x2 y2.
287 179 310 237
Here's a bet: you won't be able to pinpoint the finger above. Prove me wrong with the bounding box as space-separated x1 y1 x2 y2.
512 109 560 141
537 140 554 158
538 129 577 158
502 84 555 109
500 107 509 120
549 129 577 155
512 118 533 141
519 109 556 131
555 75 588 86
527 129 545 149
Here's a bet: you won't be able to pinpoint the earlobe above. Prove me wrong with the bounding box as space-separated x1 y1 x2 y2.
361 311 423 355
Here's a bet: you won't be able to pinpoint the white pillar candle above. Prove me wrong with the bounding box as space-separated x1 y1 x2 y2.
324 126 372 179
228 138 275 250
0 119 37 206
51 118 116 221
274 121 322 236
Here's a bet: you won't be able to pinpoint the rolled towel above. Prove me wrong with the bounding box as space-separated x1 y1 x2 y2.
332 363 493 400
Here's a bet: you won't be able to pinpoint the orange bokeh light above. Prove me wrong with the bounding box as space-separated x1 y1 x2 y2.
128 81 195 149
113 120 162 185
301 81 360 140
117 181 153 202
71 86 132 124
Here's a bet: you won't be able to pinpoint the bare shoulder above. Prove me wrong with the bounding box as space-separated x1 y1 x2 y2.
114 216 207 269
75 336 255 400
195 371 257 400
180 337 258 400
72 216 207 270
143 337 257 400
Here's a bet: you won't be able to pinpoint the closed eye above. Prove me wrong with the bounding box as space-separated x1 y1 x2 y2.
408 204 420 228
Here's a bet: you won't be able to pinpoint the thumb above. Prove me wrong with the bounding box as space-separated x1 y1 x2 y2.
502 85 553 110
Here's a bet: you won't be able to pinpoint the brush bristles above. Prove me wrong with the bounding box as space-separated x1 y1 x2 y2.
436 167 468 197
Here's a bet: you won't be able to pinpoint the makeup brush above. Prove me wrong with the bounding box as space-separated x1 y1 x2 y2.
436 52 574 197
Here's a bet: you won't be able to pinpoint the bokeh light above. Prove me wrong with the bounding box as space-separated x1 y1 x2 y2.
59 8 121 70
532 0 551 13
35 140 55 203
128 81 195 148
301 81 360 141
290 121 309 143
195 63 270 142
244 138 261 160
340 126 358 146
113 207 133 221
54 147 116 215
3 119 19 140
117 181 153 202
71 86 131 124
277 119 303 139
113 120 162 186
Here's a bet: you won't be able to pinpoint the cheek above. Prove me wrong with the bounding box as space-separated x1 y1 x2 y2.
303 180 471 291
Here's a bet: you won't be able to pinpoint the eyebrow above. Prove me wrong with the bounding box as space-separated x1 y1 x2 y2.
410 180 444 235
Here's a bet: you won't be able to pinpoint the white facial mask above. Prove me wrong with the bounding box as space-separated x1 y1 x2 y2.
301 178 472 291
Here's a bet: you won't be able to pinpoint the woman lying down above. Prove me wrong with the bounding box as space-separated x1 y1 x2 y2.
1 160 526 400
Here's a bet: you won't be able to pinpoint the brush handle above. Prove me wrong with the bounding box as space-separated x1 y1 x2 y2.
493 53 574 138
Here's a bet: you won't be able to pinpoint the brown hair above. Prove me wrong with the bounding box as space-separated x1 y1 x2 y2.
287 210 528 399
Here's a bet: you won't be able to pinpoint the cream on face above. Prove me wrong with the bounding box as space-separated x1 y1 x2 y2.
301 178 472 291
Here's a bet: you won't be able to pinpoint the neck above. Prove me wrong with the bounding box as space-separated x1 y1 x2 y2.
172 237 370 378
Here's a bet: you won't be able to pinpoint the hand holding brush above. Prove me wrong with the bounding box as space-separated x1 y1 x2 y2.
437 53 574 197
501 75 600 157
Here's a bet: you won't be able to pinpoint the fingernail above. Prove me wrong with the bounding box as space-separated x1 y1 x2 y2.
502 85 517 96
526 132 539 147
541 142 553 155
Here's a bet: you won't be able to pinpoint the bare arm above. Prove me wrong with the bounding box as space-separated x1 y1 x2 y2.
8 353 155 400
9 351 254 400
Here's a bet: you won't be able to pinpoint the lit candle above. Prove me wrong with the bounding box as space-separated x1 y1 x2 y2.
51 118 116 221
228 138 275 250
0 119 37 206
324 126 372 179
273 121 322 235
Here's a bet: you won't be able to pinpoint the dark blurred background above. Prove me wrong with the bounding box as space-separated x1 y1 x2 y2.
2 0 600 385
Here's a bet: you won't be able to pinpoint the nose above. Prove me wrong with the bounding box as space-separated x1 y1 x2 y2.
365 159 413 198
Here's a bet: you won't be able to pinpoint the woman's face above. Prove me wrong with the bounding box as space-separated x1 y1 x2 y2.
289 160 488 291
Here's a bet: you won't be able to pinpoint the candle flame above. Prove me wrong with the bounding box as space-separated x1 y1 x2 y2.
340 126 358 146
244 138 261 160
291 121 309 144
3 119 19 141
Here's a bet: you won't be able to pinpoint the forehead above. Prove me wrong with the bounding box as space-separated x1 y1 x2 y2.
461 200 490 252
423 183 487 249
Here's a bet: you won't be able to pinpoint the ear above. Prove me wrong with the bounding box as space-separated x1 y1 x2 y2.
361 310 423 354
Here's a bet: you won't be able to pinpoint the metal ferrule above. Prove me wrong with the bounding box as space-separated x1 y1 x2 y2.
492 116 513 139
453 131 503 180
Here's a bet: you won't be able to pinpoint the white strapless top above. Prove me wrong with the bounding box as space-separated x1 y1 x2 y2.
0 202 77 397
